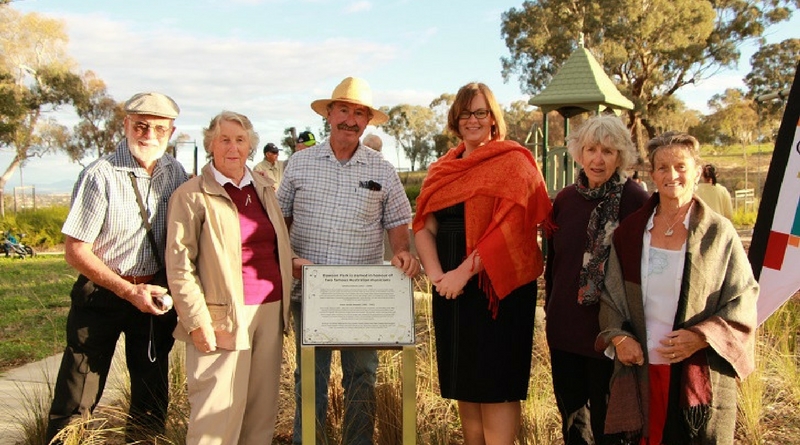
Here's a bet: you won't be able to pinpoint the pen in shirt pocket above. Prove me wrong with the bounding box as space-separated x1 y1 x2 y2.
358 180 382 191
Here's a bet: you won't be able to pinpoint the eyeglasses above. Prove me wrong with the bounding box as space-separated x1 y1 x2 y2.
458 108 491 120
131 121 172 138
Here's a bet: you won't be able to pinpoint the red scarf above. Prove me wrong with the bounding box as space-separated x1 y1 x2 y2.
413 140 552 317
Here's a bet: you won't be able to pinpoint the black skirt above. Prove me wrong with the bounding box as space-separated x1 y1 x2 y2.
432 203 536 403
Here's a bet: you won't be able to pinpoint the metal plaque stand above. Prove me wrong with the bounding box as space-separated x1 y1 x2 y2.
301 345 416 444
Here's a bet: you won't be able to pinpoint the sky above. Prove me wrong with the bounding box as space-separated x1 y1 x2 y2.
2 0 799 193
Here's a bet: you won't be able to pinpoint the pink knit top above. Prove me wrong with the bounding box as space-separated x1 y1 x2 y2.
223 183 282 305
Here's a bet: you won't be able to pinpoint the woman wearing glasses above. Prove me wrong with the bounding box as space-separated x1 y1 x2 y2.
414 82 552 444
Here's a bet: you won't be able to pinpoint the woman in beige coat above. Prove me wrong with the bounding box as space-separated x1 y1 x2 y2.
166 111 294 445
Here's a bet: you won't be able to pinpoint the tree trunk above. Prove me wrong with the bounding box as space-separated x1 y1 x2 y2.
0 154 22 217
640 118 657 142
627 111 645 163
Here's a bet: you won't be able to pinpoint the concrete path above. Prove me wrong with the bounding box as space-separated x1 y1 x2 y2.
0 339 127 444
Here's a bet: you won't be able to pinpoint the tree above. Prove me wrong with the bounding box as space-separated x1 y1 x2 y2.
745 38 800 137
280 126 320 157
646 95 702 136
706 88 760 189
706 88 759 146
64 71 125 166
688 120 719 145
281 127 297 153
0 7 84 216
501 0 796 145
503 100 545 149
379 104 437 171
429 93 458 160
0 71 25 145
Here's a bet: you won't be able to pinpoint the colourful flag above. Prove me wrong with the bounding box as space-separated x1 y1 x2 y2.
749 62 800 325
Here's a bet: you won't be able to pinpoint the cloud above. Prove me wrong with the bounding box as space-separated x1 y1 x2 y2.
59 13 401 145
345 1 372 13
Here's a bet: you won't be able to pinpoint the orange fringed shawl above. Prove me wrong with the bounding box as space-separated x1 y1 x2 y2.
412 140 552 317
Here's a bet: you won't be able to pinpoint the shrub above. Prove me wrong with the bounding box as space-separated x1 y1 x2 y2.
732 207 758 228
0 206 69 248
405 184 421 211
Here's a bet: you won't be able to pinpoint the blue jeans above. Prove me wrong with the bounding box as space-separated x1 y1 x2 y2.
291 301 378 445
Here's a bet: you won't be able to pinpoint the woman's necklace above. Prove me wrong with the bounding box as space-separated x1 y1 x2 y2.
659 202 693 236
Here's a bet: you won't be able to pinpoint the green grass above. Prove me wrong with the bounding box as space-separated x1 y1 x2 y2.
0 255 75 372
700 142 773 158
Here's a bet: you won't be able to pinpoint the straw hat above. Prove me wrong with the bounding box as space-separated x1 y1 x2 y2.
310 77 389 125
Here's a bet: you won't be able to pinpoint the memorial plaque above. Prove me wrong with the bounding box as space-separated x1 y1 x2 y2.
301 264 414 346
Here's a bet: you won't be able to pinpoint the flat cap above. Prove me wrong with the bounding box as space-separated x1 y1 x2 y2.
124 92 180 119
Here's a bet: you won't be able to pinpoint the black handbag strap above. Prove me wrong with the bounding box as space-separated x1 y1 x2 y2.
128 171 164 270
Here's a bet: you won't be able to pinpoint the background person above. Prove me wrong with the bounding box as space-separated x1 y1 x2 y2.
413 82 551 445
598 132 758 445
632 171 648 192
166 111 294 444
253 142 284 189
694 163 733 220
277 76 419 445
544 114 649 445
295 130 316 152
45 92 188 444
362 133 383 152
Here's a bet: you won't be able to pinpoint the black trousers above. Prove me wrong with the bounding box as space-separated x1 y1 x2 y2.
550 349 614 445
45 275 177 444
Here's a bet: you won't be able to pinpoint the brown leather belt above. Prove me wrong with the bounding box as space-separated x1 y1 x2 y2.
119 274 155 284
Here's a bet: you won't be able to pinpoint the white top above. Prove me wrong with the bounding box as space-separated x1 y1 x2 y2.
643 246 683 364
640 209 689 364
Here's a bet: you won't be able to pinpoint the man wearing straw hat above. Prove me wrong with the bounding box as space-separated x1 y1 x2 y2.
277 77 419 445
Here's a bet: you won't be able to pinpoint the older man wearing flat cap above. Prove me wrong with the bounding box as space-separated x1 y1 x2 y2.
46 92 189 444
277 77 419 445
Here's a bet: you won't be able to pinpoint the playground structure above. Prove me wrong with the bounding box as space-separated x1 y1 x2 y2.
526 38 634 197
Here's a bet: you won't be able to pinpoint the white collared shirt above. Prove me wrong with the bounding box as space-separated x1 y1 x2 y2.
209 163 255 189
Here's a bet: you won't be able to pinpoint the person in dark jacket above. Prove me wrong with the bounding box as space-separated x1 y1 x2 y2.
544 114 649 445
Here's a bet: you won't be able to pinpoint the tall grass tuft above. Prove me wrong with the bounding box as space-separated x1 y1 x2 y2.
16 284 800 444
163 342 190 443
736 343 765 443
51 409 129 445
519 330 561 445
741 297 800 443
11 369 53 445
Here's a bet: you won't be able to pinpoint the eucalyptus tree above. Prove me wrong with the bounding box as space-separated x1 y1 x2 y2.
64 71 126 166
429 93 458 159
706 88 759 146
745 38 800 137
501 0 796 144
0 7 86 215
379 104 437 171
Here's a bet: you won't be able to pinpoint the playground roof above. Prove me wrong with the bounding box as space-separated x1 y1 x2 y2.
529 45 634 115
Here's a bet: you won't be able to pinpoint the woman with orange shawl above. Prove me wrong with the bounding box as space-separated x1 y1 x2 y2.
413 82 551 444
